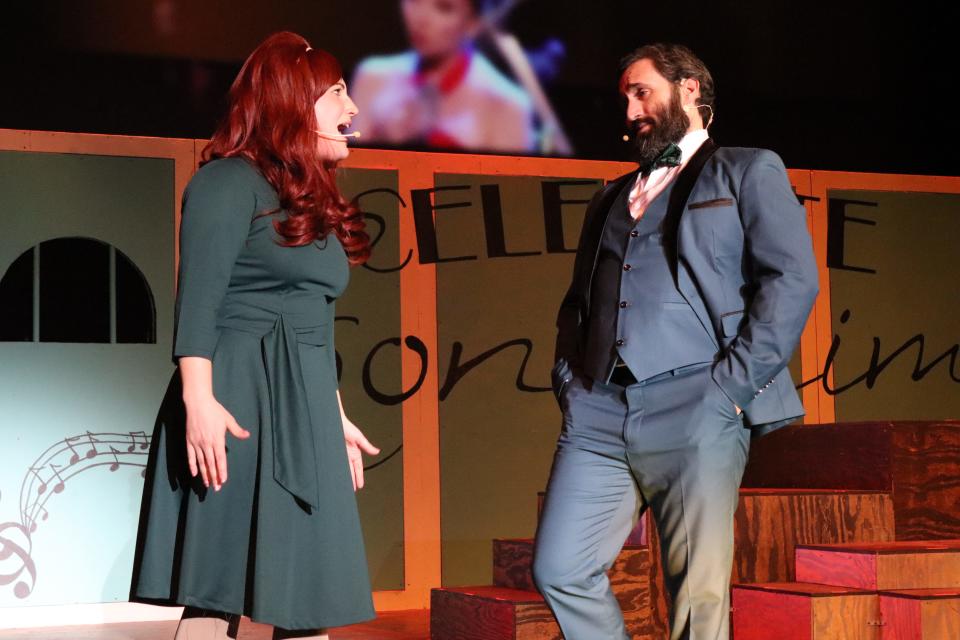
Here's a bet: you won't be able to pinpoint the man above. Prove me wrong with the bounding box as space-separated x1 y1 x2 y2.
532 43 818 639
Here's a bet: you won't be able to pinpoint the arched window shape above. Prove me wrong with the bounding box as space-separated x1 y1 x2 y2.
0 237 155 343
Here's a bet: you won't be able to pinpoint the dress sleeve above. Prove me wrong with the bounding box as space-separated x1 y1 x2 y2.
172 159 257 360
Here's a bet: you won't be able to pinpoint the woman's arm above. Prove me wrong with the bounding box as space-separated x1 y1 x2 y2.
174 160 257 490
180 356 250 491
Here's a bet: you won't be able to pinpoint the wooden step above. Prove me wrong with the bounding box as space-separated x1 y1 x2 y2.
878 588 960 639
536 487 895 633
795 540 960 590
430 586 559 640
491 537 652 636
492 539 538 591
740 421 960 541
734 489 895 584
732 582 882 640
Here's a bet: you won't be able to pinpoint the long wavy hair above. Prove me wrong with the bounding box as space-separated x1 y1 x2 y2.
203 31 370 265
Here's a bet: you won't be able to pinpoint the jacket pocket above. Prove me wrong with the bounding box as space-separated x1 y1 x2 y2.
551 357 571 400
689 197 735 210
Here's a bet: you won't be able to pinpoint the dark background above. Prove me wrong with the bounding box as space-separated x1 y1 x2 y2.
2 1 952 175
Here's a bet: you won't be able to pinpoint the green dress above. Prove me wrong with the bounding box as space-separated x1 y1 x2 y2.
132 157 375 630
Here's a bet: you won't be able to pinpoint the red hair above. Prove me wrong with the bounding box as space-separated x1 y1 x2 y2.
203 31 370 265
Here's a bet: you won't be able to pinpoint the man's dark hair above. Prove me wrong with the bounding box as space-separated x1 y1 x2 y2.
621 43 716 111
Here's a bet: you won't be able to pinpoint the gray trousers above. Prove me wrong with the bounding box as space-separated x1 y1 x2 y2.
532 363 749 640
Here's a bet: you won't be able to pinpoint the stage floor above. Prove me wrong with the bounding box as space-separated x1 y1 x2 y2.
0 611 430 640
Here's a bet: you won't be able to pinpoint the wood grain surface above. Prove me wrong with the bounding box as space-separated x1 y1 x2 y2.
734 490 895 584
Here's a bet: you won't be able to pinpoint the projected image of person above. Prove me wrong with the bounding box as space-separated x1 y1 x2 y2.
351 0 544 153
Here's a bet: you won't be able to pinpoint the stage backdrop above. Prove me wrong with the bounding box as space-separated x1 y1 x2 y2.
0 130 957 614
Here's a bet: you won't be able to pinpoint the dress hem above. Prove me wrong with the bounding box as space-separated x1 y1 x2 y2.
132 590 376 631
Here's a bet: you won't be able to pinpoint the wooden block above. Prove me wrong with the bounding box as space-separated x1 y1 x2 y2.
493 539 538 592
879 589 960 639
491 538 655 638
881 591 923 640
625 489 892 635
890 424 960 541
796 540 960 590
740 421 960 541
643 513 670 638
796 548 878 590
608 544 654 637
742 423 896 491
733 584 812 640
732 582 882 640
430 586 559 640
733 489 895 584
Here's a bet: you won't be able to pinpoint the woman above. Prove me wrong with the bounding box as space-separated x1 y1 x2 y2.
132 32 378 640
350 0 536 153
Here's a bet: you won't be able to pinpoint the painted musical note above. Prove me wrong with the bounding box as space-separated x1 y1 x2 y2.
63 438 82 465
4 429 154 599
126 430 149 452
26 507 48 534
63 432 100 464
0 522 37 599
80 432 99 459
27 467 47 496
108 446 122 472
48 464 65 494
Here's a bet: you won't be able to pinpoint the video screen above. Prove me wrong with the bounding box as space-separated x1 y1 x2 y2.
1 0 925 172
349 0 572 156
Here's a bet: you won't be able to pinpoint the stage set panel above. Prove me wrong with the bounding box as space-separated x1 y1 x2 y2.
0 144 181 607
2 129 957 615
819 187 958 421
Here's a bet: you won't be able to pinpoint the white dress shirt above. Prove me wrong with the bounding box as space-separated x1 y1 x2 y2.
627 128 710 220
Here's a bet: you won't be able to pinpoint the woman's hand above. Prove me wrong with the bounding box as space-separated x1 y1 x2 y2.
180 357 250 491
342 416 380 491
336 390 379 490
184 396 250 491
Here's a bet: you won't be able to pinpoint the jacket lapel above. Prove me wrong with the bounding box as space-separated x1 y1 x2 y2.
663 139 720 335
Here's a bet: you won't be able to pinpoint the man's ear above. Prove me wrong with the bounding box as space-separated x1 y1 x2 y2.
678 77 702 108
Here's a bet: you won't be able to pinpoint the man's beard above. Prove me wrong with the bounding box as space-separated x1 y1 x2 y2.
628 91 690 168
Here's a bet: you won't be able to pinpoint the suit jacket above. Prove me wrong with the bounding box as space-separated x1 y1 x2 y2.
552 140 819 437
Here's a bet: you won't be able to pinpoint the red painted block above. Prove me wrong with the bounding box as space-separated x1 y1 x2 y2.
796 548 879 590
732 582 881 640
796 540 960 591
733 584 813 640
879 588 960 639
430 586 559 640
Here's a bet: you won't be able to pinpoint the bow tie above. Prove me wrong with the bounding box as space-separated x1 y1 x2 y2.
643 143 682 174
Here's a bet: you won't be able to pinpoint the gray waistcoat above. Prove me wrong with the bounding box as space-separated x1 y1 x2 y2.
584 178 717 383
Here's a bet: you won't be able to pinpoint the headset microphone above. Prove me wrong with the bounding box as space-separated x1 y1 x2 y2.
314 130 362 142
